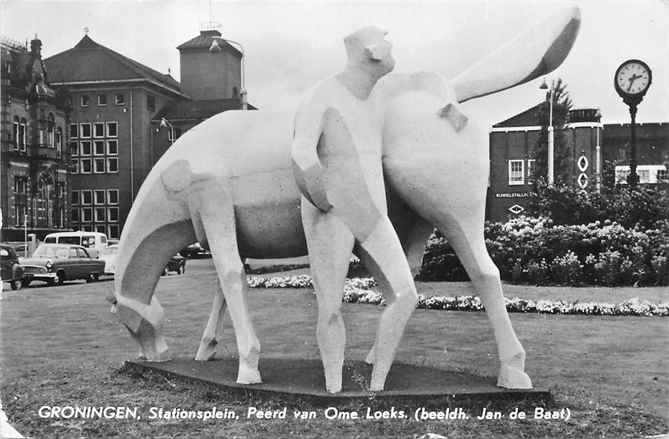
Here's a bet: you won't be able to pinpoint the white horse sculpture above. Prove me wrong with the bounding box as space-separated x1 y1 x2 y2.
111 6 580 392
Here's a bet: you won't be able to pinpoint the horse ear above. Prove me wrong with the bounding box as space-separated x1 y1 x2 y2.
161 159 192 194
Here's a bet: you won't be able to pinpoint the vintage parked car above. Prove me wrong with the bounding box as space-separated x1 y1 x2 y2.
164 254 186 275
19 244 106 286
1 244 25 290
179 242 211 259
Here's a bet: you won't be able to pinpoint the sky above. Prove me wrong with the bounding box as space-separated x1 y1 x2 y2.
2 0 668 128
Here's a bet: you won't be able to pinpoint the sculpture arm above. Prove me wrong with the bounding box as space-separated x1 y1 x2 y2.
452 5 580 103
291 99 333 212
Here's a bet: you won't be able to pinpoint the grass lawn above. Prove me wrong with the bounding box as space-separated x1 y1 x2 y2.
1 259 667 438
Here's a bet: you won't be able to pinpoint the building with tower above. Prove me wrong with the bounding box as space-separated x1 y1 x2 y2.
1 36 70 241
44 27 251 238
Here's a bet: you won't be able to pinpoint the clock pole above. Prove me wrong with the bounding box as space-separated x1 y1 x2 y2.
627 104 639 187
614 59 652 188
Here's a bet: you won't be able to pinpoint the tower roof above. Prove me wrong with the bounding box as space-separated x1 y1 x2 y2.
45 35 186 97
177 30 242 57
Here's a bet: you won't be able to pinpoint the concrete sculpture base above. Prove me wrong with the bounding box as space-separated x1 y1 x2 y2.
125 357 549 404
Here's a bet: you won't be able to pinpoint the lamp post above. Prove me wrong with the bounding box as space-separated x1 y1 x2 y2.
159 117 175 144
209 36 247 110
540 79 555 185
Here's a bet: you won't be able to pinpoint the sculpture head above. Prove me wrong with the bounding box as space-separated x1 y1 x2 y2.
344 26 395 77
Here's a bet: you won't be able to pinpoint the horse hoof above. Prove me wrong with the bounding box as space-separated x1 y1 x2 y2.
237 366 262 385
497 365 533 389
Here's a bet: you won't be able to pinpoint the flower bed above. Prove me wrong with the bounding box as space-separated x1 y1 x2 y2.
247 275 669 317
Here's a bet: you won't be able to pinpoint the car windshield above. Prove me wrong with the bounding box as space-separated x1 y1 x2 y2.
32 245 70 259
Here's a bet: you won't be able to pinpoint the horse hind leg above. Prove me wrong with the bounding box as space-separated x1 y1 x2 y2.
438 213 532 389
195 282 227 361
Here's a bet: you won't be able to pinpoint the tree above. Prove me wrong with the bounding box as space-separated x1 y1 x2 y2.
532 78 573 186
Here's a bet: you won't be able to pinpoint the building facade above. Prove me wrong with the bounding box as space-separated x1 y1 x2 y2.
45 35 190 238
487 104 668 221
1 36 70 241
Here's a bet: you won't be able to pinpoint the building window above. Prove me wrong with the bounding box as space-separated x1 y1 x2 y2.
527 159 536 181
95 207 106 222
55 127 63 151
81 95 90 107
107 207 119 222
107 140 118 155
12 117 19 147
94 141 105 155
81 208 93 222
81 190 92 205
147 94 156 112
107 158 119 173
94 190 106 205
107 122 117 137
94 158 106 173
80 141 92 156
70 159 79 174
108 224 120 239
97 94 107 106
14 177 26 193
80 158 92 174
71 209 79 222
80 123 91 138
69 142 79 156
69 123 78 138
71 190 80 205
508 160 525 185
94 123 105 138
19 118 27 151
94 225 106 234
47 113 55 147
107 189 119 205
115 94 125 105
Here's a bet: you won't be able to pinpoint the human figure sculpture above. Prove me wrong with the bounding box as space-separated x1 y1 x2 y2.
291 27 419 392
110 5 580 392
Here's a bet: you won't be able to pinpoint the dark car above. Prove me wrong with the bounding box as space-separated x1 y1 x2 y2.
19 244 106 286
163 254 186 275
179 242 211 259
1 244 25 290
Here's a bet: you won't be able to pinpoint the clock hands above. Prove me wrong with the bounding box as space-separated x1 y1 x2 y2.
627 73 642 92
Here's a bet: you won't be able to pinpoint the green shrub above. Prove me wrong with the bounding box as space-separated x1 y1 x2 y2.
417 216 669 286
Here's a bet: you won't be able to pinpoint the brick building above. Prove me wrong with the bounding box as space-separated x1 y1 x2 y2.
1 36 70 241
45 35 191 238
44 29 249 238
487 104 668 221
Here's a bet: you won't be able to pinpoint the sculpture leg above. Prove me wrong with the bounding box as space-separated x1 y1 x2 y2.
365 217 432 364
441 222 532 389
195 282 228 361
197 188 261 385
356 216 419 391
302 198 355 393
115 294 170 361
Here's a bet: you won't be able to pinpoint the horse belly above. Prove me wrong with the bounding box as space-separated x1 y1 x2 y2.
232 169 306 258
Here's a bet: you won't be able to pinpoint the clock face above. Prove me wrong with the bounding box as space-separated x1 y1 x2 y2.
615 61 651 96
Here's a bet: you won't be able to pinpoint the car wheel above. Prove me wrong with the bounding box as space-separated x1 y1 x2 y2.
55 271 65 285
87 272 100 283
163 267 169 276
22 279 31 288
177 265 185 275
10 280 22 291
